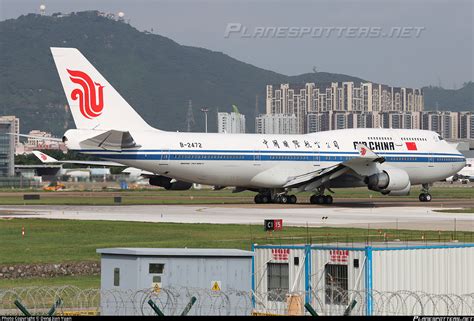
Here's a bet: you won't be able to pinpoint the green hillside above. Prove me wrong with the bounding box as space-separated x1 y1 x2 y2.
0 11 363 135
423 82 474 112
0 11 472 135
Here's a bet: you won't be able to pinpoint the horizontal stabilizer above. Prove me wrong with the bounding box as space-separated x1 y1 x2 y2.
79 130 141 151
8 133 63 142
32 151 59 163
33 150 123 166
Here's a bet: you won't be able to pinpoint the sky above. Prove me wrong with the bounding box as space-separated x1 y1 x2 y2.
1 0 473 88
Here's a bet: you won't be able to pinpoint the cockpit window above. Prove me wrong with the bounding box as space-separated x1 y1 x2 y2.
438 135 444 141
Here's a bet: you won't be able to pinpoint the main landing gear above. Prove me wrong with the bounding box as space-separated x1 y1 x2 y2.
310 187 334 205
310 194 333 205
254 192 297 204
419 183 432 202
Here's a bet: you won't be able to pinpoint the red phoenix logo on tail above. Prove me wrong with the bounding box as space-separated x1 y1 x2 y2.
67 69 105 119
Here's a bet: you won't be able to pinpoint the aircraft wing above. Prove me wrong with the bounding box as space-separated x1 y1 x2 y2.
122 167 155 177
284 144 385 191
33 151 124 167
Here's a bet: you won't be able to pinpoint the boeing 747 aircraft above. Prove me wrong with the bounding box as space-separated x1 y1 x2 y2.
48 47 466 204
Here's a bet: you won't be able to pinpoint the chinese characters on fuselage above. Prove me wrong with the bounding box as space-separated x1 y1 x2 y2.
261 139 339 149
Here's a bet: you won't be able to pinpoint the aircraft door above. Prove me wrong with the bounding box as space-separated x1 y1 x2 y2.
313 150 320 167
391 130 403 151
159 149 170 166
428 153 434 167
253 151 261 166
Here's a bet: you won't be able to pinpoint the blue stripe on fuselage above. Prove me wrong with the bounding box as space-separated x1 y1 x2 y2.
78 149 463 157
82 151 465 163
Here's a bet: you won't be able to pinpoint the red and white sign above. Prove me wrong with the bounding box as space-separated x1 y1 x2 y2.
405 142 417 151
274 219 283 231
329 250 349 263
272 248 290 261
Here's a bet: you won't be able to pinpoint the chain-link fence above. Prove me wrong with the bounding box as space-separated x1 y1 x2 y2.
0 286 472 316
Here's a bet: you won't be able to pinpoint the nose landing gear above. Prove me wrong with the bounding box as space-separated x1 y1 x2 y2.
419 183 432 202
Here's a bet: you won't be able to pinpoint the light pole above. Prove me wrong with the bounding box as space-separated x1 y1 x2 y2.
200 107 209 133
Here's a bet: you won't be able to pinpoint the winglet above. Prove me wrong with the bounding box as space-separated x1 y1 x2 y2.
355 143 385 163
32 151 58 163
355 143 377 158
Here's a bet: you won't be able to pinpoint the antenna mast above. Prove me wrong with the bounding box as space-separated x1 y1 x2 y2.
186 100 195 132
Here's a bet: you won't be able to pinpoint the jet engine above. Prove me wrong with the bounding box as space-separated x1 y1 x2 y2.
381 182 411 196
149 176 193 190
365 168 411 195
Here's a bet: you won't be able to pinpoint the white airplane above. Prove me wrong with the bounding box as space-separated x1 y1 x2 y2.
446 159 474 182
48 47 466 203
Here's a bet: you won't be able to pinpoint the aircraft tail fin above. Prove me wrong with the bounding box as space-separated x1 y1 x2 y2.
50 47 153 131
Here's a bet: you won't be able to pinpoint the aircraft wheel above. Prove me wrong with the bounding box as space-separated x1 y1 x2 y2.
254 194 262 204
324 195 333 204
280 195 288 204
288 195 297 204
419 193 432 202
261 195 270 203
316 195 325 204
310 195 317 204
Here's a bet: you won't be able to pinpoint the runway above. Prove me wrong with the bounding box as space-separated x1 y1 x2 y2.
1 203 472 231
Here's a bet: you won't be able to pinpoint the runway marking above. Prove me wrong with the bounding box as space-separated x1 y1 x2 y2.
0 204 472 231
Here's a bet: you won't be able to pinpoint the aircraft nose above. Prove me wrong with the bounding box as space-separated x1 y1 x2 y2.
453 153 466 173
458 156 466 171
448 143 466 172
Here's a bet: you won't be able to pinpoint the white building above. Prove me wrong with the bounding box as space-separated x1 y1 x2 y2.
256 114 299 135
218 112 246 134
20 129 67 153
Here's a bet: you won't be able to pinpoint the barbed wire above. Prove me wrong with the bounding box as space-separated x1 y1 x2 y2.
0 286 472 316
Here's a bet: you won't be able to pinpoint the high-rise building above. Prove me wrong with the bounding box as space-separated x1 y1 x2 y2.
218 112 246 133
459 112 473 139
421 111 460 139
0 116 16 176
265 82 423 133
256 114 298 134
0 116 19 148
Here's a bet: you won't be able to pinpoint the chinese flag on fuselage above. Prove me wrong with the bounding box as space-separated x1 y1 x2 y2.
405 142 417 150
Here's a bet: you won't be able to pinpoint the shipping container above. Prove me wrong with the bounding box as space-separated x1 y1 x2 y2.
253 242 474 315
